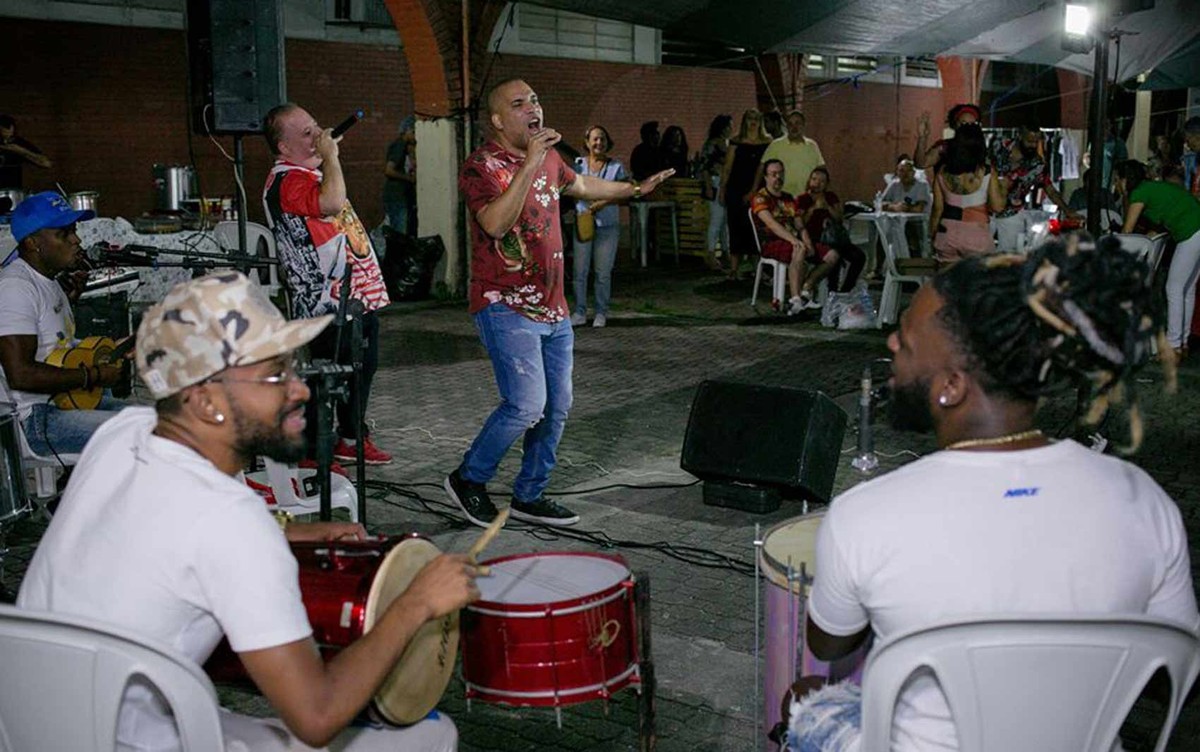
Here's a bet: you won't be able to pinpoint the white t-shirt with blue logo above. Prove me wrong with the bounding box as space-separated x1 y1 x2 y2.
809 439 1199 752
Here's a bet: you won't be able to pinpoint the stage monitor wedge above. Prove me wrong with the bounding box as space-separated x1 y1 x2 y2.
681 381 847 509
186 0 286 135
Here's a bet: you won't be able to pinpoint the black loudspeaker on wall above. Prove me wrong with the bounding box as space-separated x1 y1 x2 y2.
186 0 286 135
680 381 848 513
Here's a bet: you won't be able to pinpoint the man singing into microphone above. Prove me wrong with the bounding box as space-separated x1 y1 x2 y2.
0 192 127 456
262 103 393 466
445 79 674 527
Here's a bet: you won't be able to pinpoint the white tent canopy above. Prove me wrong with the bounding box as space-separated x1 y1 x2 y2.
519 0 1200 82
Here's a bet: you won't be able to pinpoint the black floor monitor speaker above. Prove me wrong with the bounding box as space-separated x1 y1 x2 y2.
681 381 848 511
186 0 286 135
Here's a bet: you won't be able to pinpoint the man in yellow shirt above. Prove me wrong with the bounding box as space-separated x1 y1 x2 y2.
755 111 825 197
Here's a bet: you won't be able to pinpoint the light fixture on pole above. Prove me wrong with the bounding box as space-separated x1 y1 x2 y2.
1062 2 1095 53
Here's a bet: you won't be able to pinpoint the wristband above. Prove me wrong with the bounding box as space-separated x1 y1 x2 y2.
632 182 641 199
80 365 91 390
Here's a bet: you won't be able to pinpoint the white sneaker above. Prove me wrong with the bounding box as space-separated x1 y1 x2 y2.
570 312 587 326
787 296 805 316
802 290 822 309
592 314 607 328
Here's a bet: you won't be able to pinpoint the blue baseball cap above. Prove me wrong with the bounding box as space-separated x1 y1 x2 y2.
11 191 95 243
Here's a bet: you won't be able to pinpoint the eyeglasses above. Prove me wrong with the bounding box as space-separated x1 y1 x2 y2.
208 359 304 387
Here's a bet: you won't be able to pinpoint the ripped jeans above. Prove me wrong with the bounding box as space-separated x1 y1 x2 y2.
459 303 574 502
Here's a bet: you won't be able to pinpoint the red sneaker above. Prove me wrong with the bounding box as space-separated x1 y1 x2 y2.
333 437 393 465
298 457 350 478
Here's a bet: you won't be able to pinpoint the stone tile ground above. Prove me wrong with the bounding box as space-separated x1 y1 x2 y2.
2 249 1198 751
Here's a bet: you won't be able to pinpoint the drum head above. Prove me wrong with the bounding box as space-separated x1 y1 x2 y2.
476 552 629 607
760 512 825 592
363 537 459 725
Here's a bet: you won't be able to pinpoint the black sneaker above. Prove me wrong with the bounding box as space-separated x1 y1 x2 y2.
509 496 580 527
444 469 498 528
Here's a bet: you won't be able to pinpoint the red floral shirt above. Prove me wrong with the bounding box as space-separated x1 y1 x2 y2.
460 141 577 322
751 189 800 239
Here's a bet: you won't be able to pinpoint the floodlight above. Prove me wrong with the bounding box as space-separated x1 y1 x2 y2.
1062 2 1095 53
1064 4 1092 36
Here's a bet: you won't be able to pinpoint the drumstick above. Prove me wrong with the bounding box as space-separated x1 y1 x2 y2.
468 507 509 561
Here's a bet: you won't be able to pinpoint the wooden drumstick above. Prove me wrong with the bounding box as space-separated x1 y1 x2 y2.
468 507 509 561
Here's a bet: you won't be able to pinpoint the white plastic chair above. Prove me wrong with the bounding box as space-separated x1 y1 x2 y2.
244 457 359 523
0 604 224 751
860 614 1200 752
213 221 281 298
877 224 935 327
748 207 827 311
1111 233 1169 280
0 381 78 501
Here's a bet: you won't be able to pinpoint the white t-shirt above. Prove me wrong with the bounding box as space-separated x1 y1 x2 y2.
809 440 1199 752
882 178 932 212
18 407 312 752
0 256 75 419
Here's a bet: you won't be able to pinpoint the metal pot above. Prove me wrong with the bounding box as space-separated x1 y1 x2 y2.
67 191 100 213
0 188 23 214
153 164 197 212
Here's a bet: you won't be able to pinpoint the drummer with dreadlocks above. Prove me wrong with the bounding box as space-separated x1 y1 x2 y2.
783 237 1198 751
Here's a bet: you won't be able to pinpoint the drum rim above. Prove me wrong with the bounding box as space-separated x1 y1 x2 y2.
362 534 459 726
470 551 631 612
758 511 825 592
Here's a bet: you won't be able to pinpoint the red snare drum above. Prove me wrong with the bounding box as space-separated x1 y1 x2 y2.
207 535 457 725
462 552 640 708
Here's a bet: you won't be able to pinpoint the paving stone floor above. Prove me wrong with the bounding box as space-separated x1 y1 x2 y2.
2 249 1198 751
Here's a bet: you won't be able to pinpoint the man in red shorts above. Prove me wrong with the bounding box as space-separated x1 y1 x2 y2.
752 159 835 315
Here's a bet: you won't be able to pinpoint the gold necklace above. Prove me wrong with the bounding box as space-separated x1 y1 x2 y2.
944 429 1044 450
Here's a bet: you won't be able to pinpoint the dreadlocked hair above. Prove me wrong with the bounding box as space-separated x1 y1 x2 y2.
931 235 1174 453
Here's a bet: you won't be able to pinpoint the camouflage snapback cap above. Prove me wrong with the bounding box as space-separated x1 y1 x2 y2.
136 272 333 399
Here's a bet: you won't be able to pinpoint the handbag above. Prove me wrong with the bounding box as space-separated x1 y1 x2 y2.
576 210 595 243
820 219 851 248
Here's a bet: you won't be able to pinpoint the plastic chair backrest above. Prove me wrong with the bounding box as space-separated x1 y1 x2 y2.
748 207 763 253
213 221 280 295
0 605 224 752
1111 233 1169 279
860 614 1200 752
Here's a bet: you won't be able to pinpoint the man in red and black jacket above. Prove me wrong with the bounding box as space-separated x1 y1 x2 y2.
262 103 392 466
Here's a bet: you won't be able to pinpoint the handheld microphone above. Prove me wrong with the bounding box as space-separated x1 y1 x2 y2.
331 109 366 139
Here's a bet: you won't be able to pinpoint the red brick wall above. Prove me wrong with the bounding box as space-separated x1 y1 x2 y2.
474 55 759 172
0 18 413 225
804 81 945 203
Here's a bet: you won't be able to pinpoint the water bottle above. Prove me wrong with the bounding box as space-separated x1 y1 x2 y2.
873 191 883 214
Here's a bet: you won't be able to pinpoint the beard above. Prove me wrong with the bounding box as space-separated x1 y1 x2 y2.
889 376 935 433
229 395 307 464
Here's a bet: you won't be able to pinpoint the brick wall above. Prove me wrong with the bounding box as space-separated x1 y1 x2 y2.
804 81 946 203
0 18 413 225
473 56 760 173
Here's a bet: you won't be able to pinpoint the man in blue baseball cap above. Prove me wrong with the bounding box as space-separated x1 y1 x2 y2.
0 191 127 459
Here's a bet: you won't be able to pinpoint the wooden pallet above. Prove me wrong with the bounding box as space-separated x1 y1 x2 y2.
653 178 711 257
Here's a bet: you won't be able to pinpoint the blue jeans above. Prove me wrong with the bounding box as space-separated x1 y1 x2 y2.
573 224 620 316
23 394 127 456
460 304 574 502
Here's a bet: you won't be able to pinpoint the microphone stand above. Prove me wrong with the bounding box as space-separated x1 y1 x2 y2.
309 270 356 521
851 359 893 475
349 300 366 522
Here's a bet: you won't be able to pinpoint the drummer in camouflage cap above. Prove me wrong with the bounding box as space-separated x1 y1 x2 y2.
19 270 480 751
136 271 332 399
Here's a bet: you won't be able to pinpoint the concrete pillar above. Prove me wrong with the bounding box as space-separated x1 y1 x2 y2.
1128 87 1151 161
416 118 462 295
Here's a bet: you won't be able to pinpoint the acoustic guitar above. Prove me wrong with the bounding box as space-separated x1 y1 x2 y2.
44 336 134 410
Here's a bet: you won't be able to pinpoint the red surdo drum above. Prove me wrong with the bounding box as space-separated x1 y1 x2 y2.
207 536 457 725
462 552 640 708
